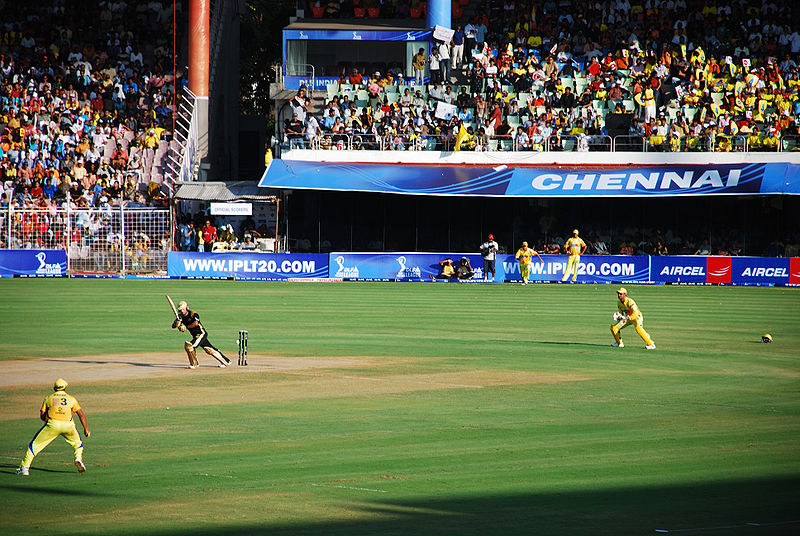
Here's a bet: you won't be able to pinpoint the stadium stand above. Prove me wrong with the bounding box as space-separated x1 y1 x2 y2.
283 0 800 153
0 0 185 210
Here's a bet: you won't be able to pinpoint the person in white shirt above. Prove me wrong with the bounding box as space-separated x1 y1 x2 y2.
429 51 441 84
438 40 451 82
305 114 320 145
480 234 499 281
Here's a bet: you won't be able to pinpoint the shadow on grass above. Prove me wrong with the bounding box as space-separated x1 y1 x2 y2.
532 340 614 348
0 482 115 497
44 359 185 369
134 475 800 536
0 464 72 475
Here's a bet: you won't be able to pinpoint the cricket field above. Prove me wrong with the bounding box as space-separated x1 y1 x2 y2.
1 279 799 535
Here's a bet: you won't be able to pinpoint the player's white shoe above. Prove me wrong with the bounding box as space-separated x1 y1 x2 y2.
646 344 656 350
612 342 624 348
74 460 86 473
15 466 29 476
188 365 197 369
218 363 227 368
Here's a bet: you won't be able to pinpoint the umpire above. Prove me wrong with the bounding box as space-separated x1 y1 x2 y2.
174 301 232 368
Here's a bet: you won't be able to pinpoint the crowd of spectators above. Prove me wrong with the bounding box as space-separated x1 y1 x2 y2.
176 214 277 252
0 0 183 217
285 0 800 152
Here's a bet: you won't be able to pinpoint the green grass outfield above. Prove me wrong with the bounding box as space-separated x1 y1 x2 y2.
1 279 799 535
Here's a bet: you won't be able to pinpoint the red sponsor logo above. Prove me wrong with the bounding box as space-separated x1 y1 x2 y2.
791 258 800 285
706 256 732 283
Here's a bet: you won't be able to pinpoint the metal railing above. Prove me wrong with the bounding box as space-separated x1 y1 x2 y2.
4 206 171 274
280 131 800 153
165 88 199 185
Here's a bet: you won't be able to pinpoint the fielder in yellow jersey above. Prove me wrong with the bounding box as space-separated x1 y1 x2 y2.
515 241 543 285
562 229 586 281
610 288 656 349
16 379 91 476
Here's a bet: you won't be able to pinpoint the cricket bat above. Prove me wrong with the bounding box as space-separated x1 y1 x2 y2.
166 295 180 320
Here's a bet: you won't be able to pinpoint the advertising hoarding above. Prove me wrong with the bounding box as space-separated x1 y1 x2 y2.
0 250 67 277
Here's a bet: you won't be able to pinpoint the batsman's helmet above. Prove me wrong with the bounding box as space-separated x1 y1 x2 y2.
488 233 494 240
54 378 68 391
762 333 773 343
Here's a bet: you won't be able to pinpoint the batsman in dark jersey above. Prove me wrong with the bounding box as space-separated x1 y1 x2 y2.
173 301 232 368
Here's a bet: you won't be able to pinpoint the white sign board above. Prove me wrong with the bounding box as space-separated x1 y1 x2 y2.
210 202 252 216
435 101 458 121
433 25 454 43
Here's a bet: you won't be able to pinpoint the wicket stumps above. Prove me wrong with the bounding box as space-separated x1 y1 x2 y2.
237 330 248 365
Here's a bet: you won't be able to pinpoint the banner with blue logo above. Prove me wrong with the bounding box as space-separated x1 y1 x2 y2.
260 161 800 197
168 252 329 280
650 256 709 284
329 252 486 280
0 250 67 277
732 257 791 285
284 29 431 42
501 254 651 283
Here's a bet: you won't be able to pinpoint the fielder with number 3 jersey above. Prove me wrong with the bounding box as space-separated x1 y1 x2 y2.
610 287 656 349
16 379 90 476
175 301 232 368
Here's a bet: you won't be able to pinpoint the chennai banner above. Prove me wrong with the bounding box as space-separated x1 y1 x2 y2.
259 161 800 197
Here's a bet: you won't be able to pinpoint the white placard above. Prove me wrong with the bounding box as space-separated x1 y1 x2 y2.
211 202 252 216
435 101 458 120
433 25 454 42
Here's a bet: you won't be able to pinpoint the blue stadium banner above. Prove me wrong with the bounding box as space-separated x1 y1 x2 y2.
0 249 67 277
284 29 432 42
329 252 487 280
260 161 800 197
168 252 329 280
650 256 709 284
501 254 651 283
732 257 791 286
284 76 340 91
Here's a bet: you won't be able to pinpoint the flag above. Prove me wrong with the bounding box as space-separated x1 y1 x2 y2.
695 46 705 63
734 80 745 96
454 123 469 151
549 42 558 55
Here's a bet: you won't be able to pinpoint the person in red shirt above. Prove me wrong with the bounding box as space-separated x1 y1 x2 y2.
201 220 217 248
30 180 43 198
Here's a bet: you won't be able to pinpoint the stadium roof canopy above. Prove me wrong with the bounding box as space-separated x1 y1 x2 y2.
175 181 278 202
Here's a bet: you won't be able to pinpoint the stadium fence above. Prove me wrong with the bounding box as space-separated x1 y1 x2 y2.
3 206 171 275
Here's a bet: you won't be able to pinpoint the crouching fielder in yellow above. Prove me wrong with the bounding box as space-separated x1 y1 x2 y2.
610 287 656 349
16 379 91 476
